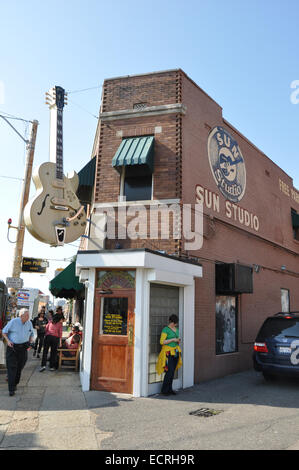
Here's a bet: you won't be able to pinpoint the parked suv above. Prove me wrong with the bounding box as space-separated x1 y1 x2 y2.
253 312 299 381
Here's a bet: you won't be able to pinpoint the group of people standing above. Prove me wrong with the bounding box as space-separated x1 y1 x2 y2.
1 304 181 398
1 305 81 396
33 305 64 372
31 305 81 372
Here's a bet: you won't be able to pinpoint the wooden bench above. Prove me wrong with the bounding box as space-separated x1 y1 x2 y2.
57 339 82 371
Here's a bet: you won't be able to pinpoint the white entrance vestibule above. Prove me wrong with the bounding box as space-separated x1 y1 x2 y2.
76 249 202 397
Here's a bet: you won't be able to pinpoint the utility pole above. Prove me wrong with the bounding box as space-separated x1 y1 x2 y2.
11 119 39 279
1 116 38 318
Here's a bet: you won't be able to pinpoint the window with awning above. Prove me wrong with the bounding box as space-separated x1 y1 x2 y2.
112 136 154 174
112 136 155 201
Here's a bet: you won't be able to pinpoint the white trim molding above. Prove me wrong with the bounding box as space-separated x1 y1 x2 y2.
92 198 180 209
79 268 96 392
100 103 187 122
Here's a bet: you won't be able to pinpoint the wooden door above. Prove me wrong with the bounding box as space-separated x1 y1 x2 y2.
91 289 135 393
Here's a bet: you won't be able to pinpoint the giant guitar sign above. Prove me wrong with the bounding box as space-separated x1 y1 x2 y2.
24 86 87 246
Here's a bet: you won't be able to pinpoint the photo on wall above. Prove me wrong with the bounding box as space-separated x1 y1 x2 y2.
216 296 237 355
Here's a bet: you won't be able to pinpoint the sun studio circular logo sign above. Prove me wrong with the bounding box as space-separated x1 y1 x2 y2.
208 126 246 203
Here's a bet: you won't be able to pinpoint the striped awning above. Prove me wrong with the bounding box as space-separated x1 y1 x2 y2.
112 136 154 173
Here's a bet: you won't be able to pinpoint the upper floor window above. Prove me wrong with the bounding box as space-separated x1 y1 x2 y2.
120 165 152 201
112 135 155 202
291 209 299 241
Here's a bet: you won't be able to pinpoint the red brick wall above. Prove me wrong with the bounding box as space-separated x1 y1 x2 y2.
93 70 183 253
179 71 299 382
94 71 183 204
101 71 181 112
91 69 299 383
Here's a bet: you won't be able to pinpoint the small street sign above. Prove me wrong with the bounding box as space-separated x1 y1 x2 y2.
21 257 49 273
6 277 24 289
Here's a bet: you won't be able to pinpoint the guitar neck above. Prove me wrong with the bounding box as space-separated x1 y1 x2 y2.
56 108 63 180
47 86 66 179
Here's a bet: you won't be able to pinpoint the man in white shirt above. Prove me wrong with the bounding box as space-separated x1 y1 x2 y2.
2 309 34 396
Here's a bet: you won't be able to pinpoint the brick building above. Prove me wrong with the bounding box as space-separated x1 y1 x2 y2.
76 69 299 396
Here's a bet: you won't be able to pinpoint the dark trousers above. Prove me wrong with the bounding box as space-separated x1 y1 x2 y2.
6 344 28 393
41 335 59 368
34 333 45 354
161 353 179 394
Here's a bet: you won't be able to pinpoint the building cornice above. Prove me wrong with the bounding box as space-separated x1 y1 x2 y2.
99 103 187 122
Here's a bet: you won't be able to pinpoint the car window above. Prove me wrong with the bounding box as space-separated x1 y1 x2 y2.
257 318 299 340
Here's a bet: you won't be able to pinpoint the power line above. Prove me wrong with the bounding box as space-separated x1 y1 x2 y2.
67 86 101 95
0 175 24 181
67 98 99 119
0 111 33 123
0 114 30 144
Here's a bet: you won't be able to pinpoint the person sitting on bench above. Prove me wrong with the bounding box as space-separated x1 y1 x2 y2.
61 334 81 357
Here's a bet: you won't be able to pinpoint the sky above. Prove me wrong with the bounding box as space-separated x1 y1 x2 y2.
0 0 298 298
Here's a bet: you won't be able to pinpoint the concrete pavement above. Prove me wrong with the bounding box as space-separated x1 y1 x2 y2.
0 351 131 450
2 350 299 450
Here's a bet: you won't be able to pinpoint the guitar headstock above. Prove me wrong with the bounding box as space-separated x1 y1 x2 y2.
45 86 68 110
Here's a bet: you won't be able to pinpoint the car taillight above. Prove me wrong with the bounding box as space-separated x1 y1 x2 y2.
254 342 268 353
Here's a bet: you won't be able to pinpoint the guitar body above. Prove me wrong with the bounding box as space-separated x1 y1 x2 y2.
24 162 87 245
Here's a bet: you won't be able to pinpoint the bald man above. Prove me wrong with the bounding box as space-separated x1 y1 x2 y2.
2 309 34 396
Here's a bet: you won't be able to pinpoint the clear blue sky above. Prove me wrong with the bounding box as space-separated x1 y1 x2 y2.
0 0 298 296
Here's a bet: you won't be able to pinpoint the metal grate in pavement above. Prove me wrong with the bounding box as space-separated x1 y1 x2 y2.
189 408 223 418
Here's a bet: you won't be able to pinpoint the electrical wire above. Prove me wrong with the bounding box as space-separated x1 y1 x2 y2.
65 85 101 119
0 175 24 181
67 98 99 119
67 86 101 94
0 111 32 123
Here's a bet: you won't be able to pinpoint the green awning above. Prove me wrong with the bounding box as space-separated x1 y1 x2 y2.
77 157 96 204
292 211 299 229
78 156 96 187
112 136 154 174
49 262 84 299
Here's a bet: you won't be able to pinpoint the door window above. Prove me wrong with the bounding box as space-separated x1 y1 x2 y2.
100 297 128 336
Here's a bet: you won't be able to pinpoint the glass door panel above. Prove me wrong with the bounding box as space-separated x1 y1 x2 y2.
100 297 128 336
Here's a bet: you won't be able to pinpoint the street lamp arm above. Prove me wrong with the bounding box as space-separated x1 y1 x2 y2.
0 114 30 144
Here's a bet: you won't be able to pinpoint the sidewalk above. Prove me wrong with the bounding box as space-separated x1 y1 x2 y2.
0 349 131 450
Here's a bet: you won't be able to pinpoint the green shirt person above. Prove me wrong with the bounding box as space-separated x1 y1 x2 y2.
156 314 182 396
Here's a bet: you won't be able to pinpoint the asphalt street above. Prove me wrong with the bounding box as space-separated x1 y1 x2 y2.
1 350 299 450
90 371 299 451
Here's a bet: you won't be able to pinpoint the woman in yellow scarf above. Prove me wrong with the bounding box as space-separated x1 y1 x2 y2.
156 314 182 395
